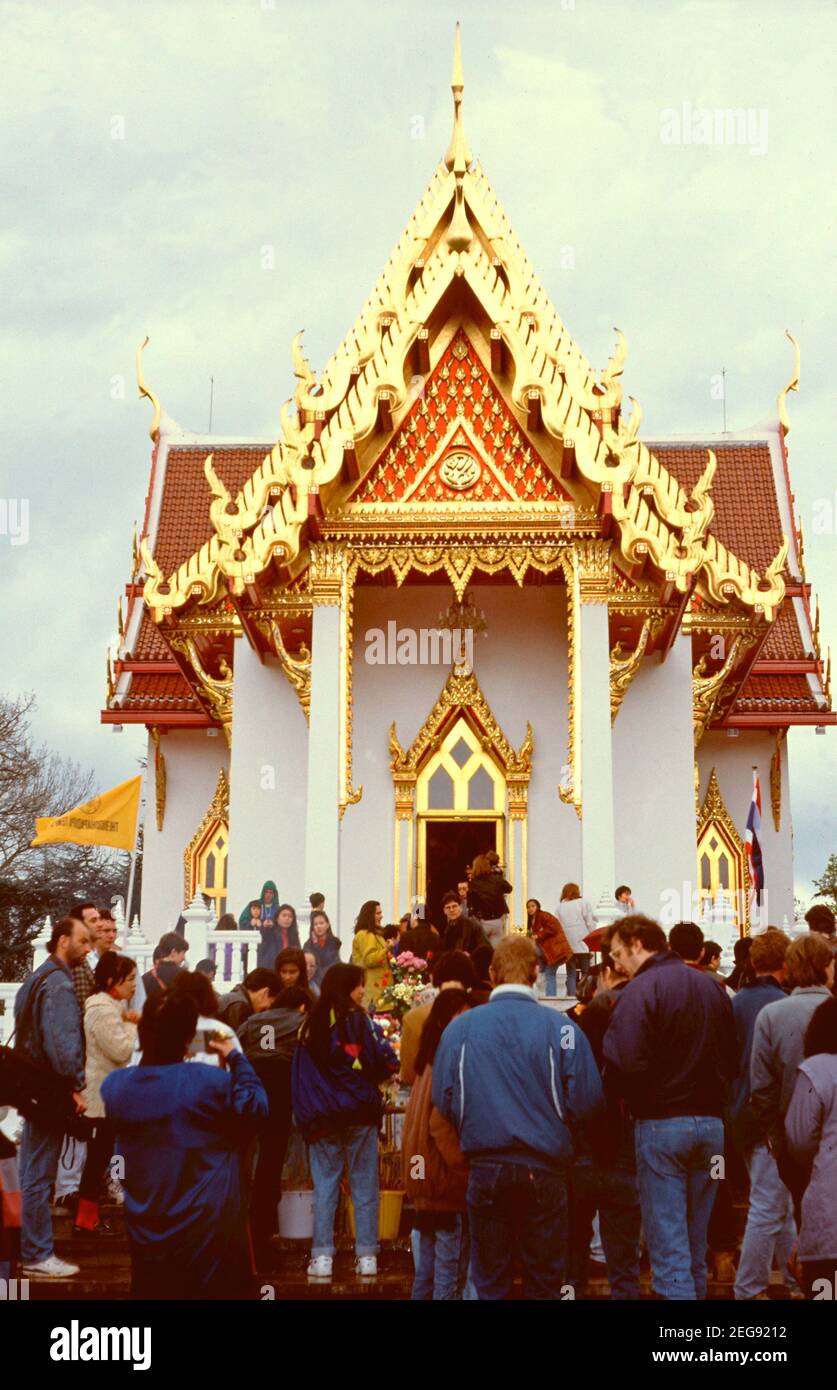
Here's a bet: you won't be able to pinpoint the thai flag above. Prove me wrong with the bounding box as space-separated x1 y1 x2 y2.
746 769 765 924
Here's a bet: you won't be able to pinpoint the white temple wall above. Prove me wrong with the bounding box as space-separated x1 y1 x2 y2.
140 729 230 940
342 584 579 929
699 730 795 928
612 631 698 922
227 638 308 925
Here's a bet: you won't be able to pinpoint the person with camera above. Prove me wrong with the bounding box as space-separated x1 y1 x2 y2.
13 915 91 1279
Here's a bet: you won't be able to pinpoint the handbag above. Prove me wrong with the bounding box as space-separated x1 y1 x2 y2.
0 966 77 1131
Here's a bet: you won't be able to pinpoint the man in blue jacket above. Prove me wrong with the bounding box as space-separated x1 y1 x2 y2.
602 914 737 1301
14 915 91 1279
432 935 604 1299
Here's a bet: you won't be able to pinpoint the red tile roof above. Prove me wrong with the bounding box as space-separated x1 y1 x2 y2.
118 672 202 711
650 442 785 576
153 445 272 575
761 603 811 661
131 611 171 662
734 673 819 711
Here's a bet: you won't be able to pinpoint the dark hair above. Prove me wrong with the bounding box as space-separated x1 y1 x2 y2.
93 951 136 993
48 916 81 952
615 885 631 900
309 892 325 909
354 901 382 936
431 950 477 990
383 924 399 942
728 936 756 991
156 961 182 989
139 992 199 1065
604 914 668 954
560 883 581 902
600 948 615 973
244 968 282 995
669 922 705 961
195 958 217 977
68 901 96 920
701 940 723 965
154 931 189 962
803 996 837 1058
277 902 298 923
216 913 237 932
441 891 460 909
806 904 836 938
470 854 492 878
274 985 312 1012
470 943 494 983
300 963 364 1068
309 910 334 938
526 899 541 917
274 948 308 982
98 908 115 923
169 969 218 1016
415 990 470 1076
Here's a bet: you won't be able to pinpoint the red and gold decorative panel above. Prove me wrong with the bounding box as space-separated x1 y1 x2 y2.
353 332 568 506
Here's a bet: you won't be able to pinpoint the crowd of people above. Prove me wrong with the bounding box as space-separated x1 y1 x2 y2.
3 876 837 1304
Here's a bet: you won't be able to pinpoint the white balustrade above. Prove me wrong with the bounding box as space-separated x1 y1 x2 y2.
209 929 261 988
0 982 20 1045
32 914 52 971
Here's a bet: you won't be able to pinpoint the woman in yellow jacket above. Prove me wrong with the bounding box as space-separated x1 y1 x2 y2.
351 900 389 1009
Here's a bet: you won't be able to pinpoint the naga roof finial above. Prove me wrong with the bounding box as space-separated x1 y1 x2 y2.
444 22 473 174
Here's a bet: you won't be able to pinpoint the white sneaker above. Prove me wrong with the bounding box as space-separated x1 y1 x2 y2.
356 1255 377 1277
22 1255 80 1279
307 1255 333 1279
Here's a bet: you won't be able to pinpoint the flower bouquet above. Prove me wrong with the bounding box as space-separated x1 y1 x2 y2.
376 951 430 1020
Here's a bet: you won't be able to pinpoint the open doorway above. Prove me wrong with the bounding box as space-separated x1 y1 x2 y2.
423 819 500 932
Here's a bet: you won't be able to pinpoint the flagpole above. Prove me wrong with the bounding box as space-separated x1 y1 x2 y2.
124 769 146 927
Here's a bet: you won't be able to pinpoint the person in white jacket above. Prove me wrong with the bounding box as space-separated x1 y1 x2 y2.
554 883 597 999
74 952 139 1234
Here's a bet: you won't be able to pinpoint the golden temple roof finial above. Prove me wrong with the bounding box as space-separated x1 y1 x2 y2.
136 336 162 442
777 329 800 437
444 22 473 175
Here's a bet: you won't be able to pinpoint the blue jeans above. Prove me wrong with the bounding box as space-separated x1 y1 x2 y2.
411 1217 468 1299
635 1116 723 1300
568 1161 641 1299
309 1124 379 1258
20 1120 63 1264
565 953 590 999
468 1160 568 1300
734 1143 798 1299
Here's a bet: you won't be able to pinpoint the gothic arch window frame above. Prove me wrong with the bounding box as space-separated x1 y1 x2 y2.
183 768 230 916
697 766 749 933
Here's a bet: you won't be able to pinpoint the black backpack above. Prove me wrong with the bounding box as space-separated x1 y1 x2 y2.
0 965 78 1130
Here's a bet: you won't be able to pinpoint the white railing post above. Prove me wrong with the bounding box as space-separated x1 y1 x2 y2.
32 915 52 971
180 893 214 971
125 915 153 979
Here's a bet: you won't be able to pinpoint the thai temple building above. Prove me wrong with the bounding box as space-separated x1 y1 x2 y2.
102 29 833 947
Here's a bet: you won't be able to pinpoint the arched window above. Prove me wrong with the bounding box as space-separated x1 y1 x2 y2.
184 769 229 917
417 715 505 816
697 768 748 931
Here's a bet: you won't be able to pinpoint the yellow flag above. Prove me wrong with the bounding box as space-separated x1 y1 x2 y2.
31 775 141 852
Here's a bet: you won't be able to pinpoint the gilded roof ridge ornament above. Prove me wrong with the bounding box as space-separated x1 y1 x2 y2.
777 329 800 437
444 22 473 174
135 336 162 442
692 634 743 744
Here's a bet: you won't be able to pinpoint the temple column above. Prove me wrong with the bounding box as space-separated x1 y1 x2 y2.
392 796 414 921
576 543 617 921
304 545 345 923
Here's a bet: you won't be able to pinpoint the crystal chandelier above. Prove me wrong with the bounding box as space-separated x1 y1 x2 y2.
437 588 487 638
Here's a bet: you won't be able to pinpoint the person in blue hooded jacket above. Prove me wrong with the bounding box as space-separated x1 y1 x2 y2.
432 934 604 1300
292 963 398 1281
101 990 268 1299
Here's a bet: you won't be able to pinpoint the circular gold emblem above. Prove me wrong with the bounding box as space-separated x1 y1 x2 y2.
439 450 480 491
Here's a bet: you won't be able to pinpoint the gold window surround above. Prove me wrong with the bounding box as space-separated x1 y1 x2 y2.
390 664 532 916
183 768 230 916
697 767 748 934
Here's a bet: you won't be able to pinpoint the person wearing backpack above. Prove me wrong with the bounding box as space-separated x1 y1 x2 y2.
13 916 91 1279
291 963 398 1280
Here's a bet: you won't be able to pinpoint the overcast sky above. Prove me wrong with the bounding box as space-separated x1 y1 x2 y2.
1 0 834 904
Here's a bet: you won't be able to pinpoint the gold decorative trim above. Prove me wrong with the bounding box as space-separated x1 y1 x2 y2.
269 620 311 723
692 636 744 745
149 726 167 832
770 729 784 832
610 616 660 722
558 549 581 817
390 665 533 818
575 539 612 604
697 767 749 933
135 337 162 442
777 329 800 438
183 768 229 906
169 635 233 746
339 558 363 816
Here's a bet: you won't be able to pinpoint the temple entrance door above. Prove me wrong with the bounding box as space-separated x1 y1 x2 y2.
423 819 501 934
